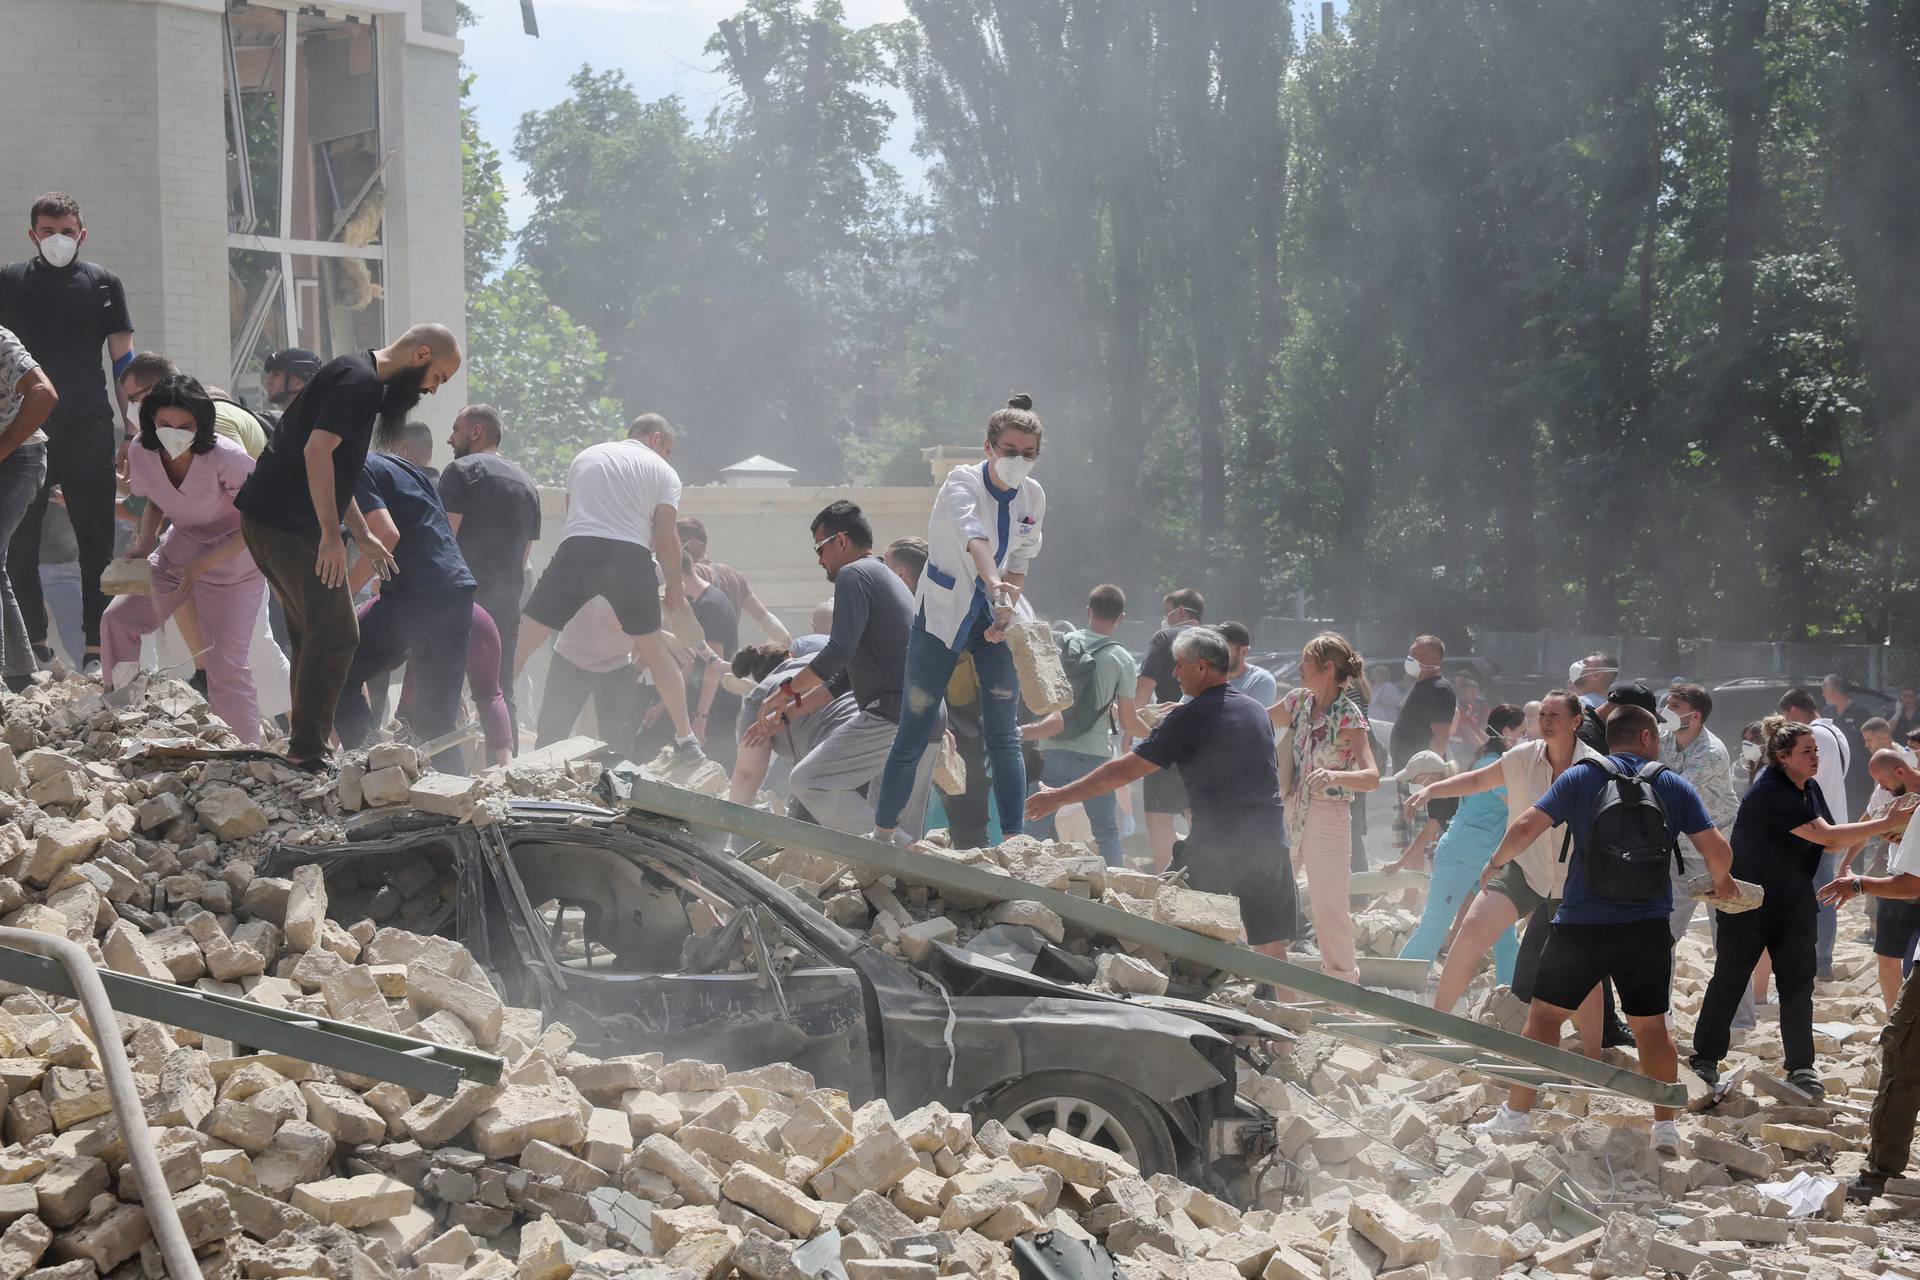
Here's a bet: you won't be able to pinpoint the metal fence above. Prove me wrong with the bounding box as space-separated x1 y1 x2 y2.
1476 630 1920 693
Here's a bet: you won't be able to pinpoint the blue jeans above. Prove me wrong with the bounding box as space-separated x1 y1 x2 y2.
0 445 48 677
1399 849 1517 984
1029 748 1122 866
874 613 1025 835
1814 849 1839 974
37 561 84 668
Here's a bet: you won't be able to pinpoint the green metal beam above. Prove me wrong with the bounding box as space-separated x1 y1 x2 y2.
617 776 1686 1108
0 947 503 1096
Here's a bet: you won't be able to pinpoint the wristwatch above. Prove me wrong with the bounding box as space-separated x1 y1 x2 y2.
1854 875 1867 896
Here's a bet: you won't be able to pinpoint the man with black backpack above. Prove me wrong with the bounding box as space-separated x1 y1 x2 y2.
1470 704 1738 1155
1024 584 1146 867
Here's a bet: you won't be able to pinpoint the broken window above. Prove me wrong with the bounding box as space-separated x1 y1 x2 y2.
507 843 818 979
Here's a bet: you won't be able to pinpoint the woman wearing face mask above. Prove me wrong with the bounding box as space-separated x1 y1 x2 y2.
1396 705 1526 977
870 393 1045 844
1688 717 1917 1096
100 375 265 744
1270 633 1381 985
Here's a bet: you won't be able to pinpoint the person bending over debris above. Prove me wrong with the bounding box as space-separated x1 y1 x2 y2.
1424 691 1605 1044
871 394 1045 846
1397 704 1525 982
1837 748 1920 1012
729 640 858 821
1692 721 1913 1098
336 449 477 773
1817 750 1920 1202
533 596 641 754
234 328 452 769
751 501 937 837
1027 626 1297 958
1471 704 1736 1154
512 413 704 767
99 375 265 743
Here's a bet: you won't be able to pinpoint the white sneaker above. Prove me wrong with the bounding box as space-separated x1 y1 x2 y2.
1651 1119 1682 1156
1470 1104 1532 1136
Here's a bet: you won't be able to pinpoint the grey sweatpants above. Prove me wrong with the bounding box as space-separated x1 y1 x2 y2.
789 707 941 839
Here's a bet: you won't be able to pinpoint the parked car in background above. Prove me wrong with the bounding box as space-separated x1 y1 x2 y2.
1709 676 1896 733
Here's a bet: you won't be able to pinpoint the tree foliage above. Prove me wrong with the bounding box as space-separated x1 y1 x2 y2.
469 0 1920 642
462 78 624 482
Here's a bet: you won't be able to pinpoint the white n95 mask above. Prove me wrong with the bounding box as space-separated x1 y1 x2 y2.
994 456 1035 488
155 427 197 458
37 234 78 269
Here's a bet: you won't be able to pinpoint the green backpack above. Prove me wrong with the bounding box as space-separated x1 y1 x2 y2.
1057 633 1125 739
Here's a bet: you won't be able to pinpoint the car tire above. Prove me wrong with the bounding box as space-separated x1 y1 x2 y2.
984 1070 1178 1178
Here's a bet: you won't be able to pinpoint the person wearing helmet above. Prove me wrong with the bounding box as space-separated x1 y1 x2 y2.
262 347 321 410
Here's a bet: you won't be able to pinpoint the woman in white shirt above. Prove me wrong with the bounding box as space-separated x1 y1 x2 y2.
871 395 1045 842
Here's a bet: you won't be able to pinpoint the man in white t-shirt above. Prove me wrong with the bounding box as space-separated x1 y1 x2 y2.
514 414 705 765
534 596 641 752
1814 751 1920 1204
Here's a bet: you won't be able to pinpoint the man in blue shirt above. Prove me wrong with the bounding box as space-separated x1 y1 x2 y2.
1469 704 1737 1154
338 450 477 773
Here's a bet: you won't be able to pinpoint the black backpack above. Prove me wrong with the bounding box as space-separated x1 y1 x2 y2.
1056 632 1125 739
1559 757 1684 903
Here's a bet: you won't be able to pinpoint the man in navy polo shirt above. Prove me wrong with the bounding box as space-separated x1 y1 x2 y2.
338 449 476 773
1469 704 1737 1155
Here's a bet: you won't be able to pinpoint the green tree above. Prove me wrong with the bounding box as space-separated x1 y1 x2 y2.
462 73 624 481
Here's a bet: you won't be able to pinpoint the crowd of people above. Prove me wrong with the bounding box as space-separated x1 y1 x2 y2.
14 189 1920 1197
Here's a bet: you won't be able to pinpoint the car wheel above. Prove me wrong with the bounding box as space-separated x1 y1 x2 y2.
985 1071 1178 1178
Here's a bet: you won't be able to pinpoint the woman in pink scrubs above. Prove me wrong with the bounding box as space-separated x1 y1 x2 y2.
101 375 265 743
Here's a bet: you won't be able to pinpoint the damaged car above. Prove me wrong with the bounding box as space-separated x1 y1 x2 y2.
264 798 1283 1196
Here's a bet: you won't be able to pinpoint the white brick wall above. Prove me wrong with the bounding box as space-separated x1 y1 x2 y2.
0 0 465 440
0 0 229 395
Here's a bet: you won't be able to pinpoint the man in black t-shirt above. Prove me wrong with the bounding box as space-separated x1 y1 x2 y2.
235 324 460 769
1824 674 1876 817
1391 634 1457 853
1134 586 1204 868
0 193 135 671
440 404 542 748
1031 626 1296 954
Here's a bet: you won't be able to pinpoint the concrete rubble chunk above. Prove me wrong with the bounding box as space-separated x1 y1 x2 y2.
1004 620 1074 714
282 862 327 953
290 1173 415 1228
408 963 506 1047
195 784 269 839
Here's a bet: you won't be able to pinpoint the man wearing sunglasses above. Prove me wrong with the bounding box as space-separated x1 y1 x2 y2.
747 500 938 837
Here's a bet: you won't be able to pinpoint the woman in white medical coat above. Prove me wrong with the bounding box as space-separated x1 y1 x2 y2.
871 394 1046 840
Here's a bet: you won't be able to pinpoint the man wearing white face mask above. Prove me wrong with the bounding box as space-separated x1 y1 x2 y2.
1661 683 1740 940
1389 635 1458 858
0 193 135 676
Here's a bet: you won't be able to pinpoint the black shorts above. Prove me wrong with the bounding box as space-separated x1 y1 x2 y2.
1170 835 1298 947
1485 861 1549 918
523 536 661 636
1144 767 1189 815
1531 918 1674 1018
1876 898 1920 961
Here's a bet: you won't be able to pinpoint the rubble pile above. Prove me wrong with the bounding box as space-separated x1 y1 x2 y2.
0 673 1911 1279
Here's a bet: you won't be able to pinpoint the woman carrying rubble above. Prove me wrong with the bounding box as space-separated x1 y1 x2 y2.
1270 632 1380 986
1396 704 1525 979
870 394 1044 845
100 375 266 744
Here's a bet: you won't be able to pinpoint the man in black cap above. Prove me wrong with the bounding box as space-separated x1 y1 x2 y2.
1579 680 1659 754
262 348 321 412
